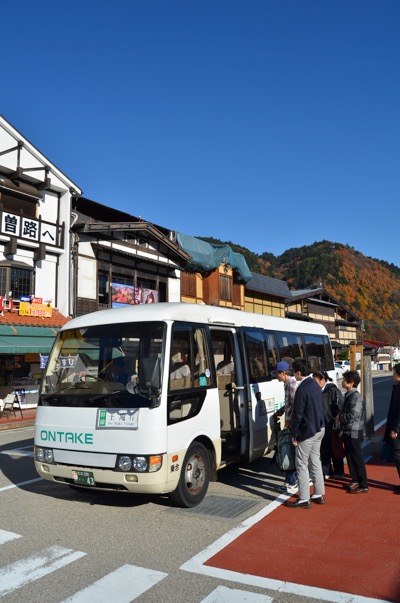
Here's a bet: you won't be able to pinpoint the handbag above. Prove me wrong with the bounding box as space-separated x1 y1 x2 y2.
276 428 295 471
331 428 346 459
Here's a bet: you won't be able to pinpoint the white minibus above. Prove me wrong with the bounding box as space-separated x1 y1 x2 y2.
34 302 335 507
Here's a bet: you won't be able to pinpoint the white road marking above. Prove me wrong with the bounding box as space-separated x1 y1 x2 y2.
202 585 273 602
1 448 34 458
373 376 393 385
0 529 22 545
61 564 168 602
0 477 43 492
0 545 86 596
375 418 387 431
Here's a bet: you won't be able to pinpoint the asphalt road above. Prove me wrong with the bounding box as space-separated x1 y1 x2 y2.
370 372 393 427
0 375 394 603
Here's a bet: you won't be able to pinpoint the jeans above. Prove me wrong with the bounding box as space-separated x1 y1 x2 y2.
285 468 297 486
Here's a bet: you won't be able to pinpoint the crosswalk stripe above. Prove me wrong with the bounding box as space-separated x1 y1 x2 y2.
0 545 86 596
0 529 22 545
201 585 273 602
61 564 168 602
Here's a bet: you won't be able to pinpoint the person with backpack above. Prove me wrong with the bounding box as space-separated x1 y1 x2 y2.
313 371 344 479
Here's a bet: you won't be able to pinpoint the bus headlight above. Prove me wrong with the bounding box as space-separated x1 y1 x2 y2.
132 456 148 472
35 447 54 464
118 456 133 472
44 449 54 463
116 454 163 473
35 447 45 462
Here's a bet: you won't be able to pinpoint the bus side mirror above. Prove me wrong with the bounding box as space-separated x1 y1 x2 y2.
138 357 161 407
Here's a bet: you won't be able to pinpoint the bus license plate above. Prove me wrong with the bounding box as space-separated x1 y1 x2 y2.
72 470 96 486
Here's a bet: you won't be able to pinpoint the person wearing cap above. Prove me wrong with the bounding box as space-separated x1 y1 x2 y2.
275 360 298 492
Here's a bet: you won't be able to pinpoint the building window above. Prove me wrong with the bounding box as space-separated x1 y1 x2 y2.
0 265 33 298
98 272 109 305
232 282 241 306
137 277 156 290
220 274 232 301
181 272 196 297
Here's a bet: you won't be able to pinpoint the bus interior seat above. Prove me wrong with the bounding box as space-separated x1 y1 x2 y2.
169 375 191 390
169 402 192 419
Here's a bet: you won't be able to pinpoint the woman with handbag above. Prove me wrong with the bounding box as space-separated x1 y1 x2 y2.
313 371 344 479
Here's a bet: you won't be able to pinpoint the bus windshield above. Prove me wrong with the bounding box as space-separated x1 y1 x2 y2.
39 321 165 408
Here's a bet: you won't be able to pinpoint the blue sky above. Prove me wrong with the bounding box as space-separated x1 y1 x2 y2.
2 1 399 265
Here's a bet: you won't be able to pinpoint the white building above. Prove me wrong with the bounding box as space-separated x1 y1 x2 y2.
0 115 81 316
0 115 81 396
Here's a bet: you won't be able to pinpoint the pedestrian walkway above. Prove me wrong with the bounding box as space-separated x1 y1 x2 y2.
0 407 36 430
185 458 400 602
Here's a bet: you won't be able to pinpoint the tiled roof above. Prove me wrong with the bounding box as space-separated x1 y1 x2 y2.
290 288 325 299
246 273 292 299
0 308 71 328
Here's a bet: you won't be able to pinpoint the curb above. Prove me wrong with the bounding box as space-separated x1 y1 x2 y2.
0 419 35 430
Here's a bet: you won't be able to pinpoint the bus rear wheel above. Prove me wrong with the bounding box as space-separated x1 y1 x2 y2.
170 442 210 508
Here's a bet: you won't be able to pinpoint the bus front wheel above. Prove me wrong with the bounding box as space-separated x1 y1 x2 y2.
170 442 210 508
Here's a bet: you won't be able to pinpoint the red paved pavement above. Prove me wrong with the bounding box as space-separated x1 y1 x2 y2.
206 460 400 602
0 407 36 430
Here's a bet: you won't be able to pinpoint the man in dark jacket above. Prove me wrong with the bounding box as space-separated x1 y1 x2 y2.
286 359 326 508
384 363 400 492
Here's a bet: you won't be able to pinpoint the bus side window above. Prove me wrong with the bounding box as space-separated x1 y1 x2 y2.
304 334 329 370
276 332 306 367
168 324 211 391
243 328 269 382
265 332 279 376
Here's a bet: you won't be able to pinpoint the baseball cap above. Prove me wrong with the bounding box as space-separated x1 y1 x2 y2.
276 361 290 372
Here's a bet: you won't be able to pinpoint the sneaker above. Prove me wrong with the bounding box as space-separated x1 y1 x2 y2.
286 483 299 494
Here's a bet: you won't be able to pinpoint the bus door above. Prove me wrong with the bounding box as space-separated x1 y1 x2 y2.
240 327 275 463
210 328 247 459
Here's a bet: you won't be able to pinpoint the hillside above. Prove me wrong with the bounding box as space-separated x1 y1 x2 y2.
200 238 400 344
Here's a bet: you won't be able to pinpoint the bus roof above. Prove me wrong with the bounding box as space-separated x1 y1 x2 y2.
62 302 329 336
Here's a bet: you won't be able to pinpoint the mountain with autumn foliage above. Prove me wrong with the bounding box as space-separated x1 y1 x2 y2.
200 238 400 344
